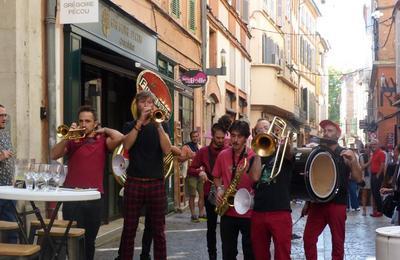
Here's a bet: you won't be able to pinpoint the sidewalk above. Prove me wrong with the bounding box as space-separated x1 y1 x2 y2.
95 202 391 259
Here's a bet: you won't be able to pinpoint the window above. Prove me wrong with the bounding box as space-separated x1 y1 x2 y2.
171 0 180 18
226 91 235 109
188 0 196 31
179 94 194 143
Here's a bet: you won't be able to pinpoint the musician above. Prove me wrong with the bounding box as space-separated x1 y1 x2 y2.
117 91 171 260
249 118 294 260
214 120 260 260
187 123 226 260
302 120 362 260
50 105 124 260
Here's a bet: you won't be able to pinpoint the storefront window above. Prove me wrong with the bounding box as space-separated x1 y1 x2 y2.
179 94 194 143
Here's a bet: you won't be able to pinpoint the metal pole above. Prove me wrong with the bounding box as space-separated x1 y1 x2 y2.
46 0 57 160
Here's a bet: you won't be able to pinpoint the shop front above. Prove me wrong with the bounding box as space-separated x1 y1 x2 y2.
62 0 175 222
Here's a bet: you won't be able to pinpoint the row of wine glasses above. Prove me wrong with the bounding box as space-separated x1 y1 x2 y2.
25 163 67 191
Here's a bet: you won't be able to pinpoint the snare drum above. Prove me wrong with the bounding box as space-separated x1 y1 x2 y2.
291 146 341 202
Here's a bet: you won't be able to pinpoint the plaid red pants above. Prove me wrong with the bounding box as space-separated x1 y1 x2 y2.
119 177 166 260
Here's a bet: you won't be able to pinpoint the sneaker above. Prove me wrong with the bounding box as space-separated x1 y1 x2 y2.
353 208 361 212
199 215 207 222
191 215 200 223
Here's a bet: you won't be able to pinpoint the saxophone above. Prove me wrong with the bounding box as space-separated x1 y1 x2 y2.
215 157 248 216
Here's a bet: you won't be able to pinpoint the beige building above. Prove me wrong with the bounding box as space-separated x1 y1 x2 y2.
249 0 327 145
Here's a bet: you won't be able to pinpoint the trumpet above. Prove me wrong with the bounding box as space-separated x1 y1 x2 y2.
56 125 86 140
151 109 167 123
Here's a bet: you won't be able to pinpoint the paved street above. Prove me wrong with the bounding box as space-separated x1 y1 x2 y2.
95 202 390 259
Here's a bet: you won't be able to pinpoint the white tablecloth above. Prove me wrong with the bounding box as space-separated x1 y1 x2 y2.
0 186 100 202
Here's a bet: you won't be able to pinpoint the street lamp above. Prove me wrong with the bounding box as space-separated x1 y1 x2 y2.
206 49 227 76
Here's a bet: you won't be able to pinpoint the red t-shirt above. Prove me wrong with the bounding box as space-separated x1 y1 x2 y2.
65 134 107 193
371 149 386 174
213 147 255 218
188 144 225 195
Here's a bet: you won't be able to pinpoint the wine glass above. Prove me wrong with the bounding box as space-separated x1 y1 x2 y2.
35 164 47 191
49 164 62 191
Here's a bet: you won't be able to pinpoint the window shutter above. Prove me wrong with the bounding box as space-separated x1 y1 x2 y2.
171 0 180 18
189 0 196 31
262 34 267 63
266 37 273 64
242 0 249 23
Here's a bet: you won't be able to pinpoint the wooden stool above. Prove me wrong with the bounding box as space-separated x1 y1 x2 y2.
0 243 40 260
37 227 85 260
0 221 19 243
28 219 77 244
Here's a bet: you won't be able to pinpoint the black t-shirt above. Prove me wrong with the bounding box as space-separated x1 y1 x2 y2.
331 146 351 205
253 156 294 212
123 120 169 179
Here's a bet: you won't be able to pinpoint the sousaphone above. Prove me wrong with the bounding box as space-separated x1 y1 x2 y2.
112 70 174 185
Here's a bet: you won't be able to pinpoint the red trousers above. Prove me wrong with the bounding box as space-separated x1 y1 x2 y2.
250 211 292 260
303 202 346 260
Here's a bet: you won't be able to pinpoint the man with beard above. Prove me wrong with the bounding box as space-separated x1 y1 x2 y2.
214 120 260 260
0 104 17 243
51 105 124 260
302 120 362 260
187 123 226 260
249 118 294 260
118 91 171 260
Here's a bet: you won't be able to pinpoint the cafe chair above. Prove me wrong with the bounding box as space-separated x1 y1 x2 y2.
28 219 77 244
37 227 85 260
0 221 20 243
0 243 40 259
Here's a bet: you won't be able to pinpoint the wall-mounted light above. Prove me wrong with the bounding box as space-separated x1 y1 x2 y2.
206 49 227 76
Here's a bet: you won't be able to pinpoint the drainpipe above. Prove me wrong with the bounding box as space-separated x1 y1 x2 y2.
45 0 57 218
201 0 207 72
201 0 207 145
46 0 57 159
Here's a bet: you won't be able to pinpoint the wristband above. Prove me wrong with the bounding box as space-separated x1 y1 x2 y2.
134 125 141 132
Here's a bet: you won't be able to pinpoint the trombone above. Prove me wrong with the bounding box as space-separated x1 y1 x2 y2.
56 125 86 140
251 116 291 180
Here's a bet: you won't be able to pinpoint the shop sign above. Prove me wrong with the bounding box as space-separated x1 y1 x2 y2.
180 70 208 88
75 0 156 66
60 0 99 24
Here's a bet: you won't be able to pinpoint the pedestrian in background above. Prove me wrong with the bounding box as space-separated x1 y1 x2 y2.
179 130 204 222
369 139 385 217
359 144 372 216
0 104 18 243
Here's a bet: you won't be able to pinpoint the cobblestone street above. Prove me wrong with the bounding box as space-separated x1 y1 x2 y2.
96 202 390 259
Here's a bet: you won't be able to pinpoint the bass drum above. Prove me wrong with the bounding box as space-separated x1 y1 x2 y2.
291 146 341 203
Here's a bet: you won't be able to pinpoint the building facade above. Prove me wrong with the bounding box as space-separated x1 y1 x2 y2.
203 0 252 140
249 0 328 146
368 0 397 148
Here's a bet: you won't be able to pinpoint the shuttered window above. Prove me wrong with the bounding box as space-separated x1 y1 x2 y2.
171 0 180 18
189 0 196 31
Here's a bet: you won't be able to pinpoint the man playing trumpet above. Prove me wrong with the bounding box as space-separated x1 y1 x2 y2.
249 118 294 260
51 105 124 260
117 91 171 260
